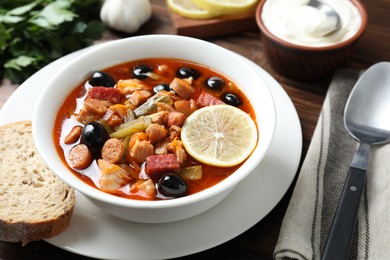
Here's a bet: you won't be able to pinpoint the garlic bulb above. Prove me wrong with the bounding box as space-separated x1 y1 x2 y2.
100 0 152 33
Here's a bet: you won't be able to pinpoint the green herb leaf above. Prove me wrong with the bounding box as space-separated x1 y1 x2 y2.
4 56 37 70
7 2 37 16
30 0 77 29
0 0 105 84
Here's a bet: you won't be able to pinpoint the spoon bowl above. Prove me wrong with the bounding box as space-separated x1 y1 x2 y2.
345 62 390 144
322 62 390 259
307 0 341 34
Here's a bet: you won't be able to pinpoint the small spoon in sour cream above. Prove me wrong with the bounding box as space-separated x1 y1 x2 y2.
307 0 341 35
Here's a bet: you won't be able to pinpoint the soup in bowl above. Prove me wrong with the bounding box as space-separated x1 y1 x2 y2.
33 35 276 223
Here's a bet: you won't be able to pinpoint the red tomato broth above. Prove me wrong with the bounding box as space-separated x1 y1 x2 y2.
53 58 256 201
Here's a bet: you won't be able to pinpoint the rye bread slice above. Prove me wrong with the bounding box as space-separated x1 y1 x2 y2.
0 121 75 245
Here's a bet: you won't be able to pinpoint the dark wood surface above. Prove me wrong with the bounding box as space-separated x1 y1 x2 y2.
0 0 389 259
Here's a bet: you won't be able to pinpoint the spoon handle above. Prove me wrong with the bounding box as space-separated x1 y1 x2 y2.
321 166 366 260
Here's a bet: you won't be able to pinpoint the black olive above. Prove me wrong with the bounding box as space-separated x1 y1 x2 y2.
176 67 200 80
80 122 110 158
153 83 171 93
205 77 225 91
89 71 116 88
157 174 188 198
133 65 153 79
221 92 243 107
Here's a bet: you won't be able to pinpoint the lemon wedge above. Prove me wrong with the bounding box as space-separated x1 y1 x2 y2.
167 0 219 19
191 0 259 15
181 105 258 167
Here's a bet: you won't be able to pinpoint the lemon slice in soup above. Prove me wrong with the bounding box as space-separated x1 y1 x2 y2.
181 104 258 167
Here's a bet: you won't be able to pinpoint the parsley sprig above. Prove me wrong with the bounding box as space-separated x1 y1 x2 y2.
0 0 105 84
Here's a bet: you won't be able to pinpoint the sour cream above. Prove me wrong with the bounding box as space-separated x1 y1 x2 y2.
261 0 362 47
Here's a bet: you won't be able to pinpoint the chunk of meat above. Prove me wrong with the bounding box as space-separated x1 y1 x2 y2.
129 90 152 107
156 102 175 112
167 139 187 164
170 78 194 99
77 107 102 124
116 79 148 95
154 140 169 155
68 144 93 170
119 161 141 180
149 111 168 125
129 132 148 143
174 99 198 116
102 138 125 164
64 125 83 144
130 179 156 199
145 154 180 175
145 124 168 144
166 111 186 127
197 91 224 107
128 133 154 164
129 141 154 163
108 104 128 120
106 113 123 128
157 64 169 73
84 98 107 116
87 87 124 104
169 125 181 140
98 159 132 192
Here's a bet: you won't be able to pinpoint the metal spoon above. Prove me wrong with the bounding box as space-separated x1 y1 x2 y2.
322 62 390 259
307 0 341 34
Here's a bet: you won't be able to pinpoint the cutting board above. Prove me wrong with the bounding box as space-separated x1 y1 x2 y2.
169 8 258 38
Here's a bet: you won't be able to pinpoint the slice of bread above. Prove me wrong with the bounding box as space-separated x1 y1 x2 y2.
0 121 76 245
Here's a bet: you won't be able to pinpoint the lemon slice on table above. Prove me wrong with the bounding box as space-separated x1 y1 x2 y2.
181 105 258 167
167 0 219 19
191 0 259 15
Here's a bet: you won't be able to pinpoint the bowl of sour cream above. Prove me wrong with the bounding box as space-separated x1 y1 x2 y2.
256 0 367 79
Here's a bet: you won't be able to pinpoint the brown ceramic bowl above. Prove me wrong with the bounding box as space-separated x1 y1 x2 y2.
256 0 367 79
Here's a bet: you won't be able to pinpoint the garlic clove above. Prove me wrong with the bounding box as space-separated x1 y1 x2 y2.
100 0 152 34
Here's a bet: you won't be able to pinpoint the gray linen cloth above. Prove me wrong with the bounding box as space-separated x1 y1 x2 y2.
274 69 390 260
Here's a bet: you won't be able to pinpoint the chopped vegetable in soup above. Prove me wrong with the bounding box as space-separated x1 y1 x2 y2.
54 58 257 200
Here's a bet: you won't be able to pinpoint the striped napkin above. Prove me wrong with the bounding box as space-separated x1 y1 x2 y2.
273 69 390 259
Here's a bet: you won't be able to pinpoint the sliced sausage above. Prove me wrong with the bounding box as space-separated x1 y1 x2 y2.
64 125 83 144
68 144 93 170
102 138 125 164
169 78 194 99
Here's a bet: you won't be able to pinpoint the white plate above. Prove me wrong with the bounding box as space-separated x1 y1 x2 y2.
0 47 302 260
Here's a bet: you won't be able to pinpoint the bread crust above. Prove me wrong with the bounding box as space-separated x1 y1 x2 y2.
0 121 76 245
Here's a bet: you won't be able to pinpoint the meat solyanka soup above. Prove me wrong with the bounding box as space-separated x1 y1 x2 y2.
54 58 257 201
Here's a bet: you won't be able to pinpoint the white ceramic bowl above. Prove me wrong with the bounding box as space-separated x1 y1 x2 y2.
33 35 276 223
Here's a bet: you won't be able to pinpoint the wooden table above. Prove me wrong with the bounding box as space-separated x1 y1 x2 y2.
1 0 389 259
